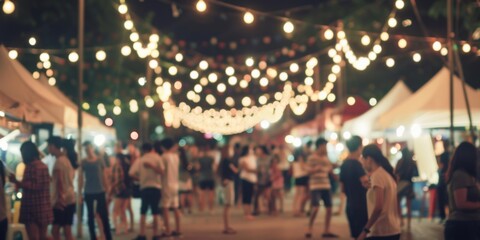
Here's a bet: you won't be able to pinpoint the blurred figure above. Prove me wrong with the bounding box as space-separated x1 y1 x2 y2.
269 154 284 215
9 141 53 240
126 142 139 231
305 138 337 238
276 144 291 196
129 143 164 240
340 136 368 239
395 148 418 228
357 144 400 240
219 146 238 234
47 136 76 240
437 140 450 223
109 143 132 235
239 145 257 220
79 141 112 240
196 143 217 213
178 147 194 214
0 158 6 240
159 138 182 237
291 144 310 217
444 142 480 240
253 145 271 215
231 143 243 205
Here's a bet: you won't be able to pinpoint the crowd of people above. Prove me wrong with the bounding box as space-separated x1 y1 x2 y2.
0 134 479 240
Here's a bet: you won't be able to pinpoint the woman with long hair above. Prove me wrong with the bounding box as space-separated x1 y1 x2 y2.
444 142 480 240
394 148 418 228
239 145 257 220
219 145 239 234
8 141 53 240
357 144 400 240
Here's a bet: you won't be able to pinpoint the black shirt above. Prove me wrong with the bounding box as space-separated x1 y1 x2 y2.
340 159 367 207
220 158 237 181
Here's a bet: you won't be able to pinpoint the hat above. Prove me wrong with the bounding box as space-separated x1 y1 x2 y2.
47 136 63 148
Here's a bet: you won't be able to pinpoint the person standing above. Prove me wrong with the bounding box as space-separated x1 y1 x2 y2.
129 143 164 240
178 147 194 214
219 146 239 234
47 136 76 240
395 148 418 228
305 138 337 238
339 136 368 239
291 147 310 217
79 141 112 240
8 141 53 240
239 145 257 220
444 142 480 240
437 140 450 223
253 145 271 215
0 158 8 240
269 154 284 215
357 144 401 240
159 138 182 237
196 144 217 213
109 144 132 235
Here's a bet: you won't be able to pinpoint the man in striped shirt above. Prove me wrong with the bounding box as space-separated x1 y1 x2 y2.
305 138 338 238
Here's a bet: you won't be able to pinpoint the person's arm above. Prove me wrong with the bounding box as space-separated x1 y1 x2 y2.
453 188 480 210
53 167 65 208
229 163 239 174
357 186 384 240
144 161 164 175
10 166 42 190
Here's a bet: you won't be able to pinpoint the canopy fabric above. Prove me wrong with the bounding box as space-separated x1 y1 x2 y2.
378 67 480 129
343 81 412 137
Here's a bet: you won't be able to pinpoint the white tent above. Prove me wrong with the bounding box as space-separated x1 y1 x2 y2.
378 67 480 130
342 81 412 137
0 45 115 139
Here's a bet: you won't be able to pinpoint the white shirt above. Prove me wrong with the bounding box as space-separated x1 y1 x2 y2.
130 152 164 190
239 155 257 183
161 152 179 192
367 167 401 237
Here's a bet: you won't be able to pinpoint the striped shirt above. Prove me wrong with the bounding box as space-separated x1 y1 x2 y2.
307 154 332 190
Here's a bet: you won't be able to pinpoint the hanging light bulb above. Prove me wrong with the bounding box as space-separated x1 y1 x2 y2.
386 58 395 67
398 39 407 48
361 35 371 46
168 66 178 76
190 70 199 80
8 50 18 59
462 43 471 53
196 0 207 12
388 18 397 28
245 57 254 67
259 77 269 87
121 45 131 56
373 44 382 54
95 50 106 61
175 53 183 62
412 53 421 62
395 0 405 10
199 60 209 70
283 21 294 34
124 20 133 30
217 83 227 93
129 32 139 42
3 0 15 14
289 63 299 73
28 37 36 46
225 66 235 76
243 11 254 24
380 32 389 41
324 29 334 40
432 41 442 51
118 3 128 14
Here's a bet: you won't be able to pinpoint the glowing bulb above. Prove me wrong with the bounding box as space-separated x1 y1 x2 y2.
324 29 334 40
43 61 51 69
328 73 337 82
369 98 377 106
279 72 288 81
258 95 268 105
347 96 356 106
145 97 155 108
306 57 318 68
228 76 238 86
8 50 17 59
39 53 49 62
124 20 133 30
190 70 199 80
337 31 346 39
206 94 216 105
373 44 382 54
66 52 78 62
239 79 249 88
388 18 397 28
395 0 405 10
199 60 208 70
242 97 252 107
121 45 131 56
304 77 314 86
225 66 235 76
28 37 36 46
259 77 269 87
258 61 267 70
149 34 160 43
3 0 15 14
130 131 139 140
432 41 442 51
175 53 183 62
48 77 56 86
95 50 106 61
398 39 407 48
305 68 314 76
361 35 371 46
130 32 139 42
462 43 471 53
196 0 207 12
208 73 218 83
118 4 128 14
243 11 254 24
440 47 448 56
148 59 158 69
413 53 421 62
283 21 294 34
380 32 389 41
225 97 235 107
113 106 122 115
368 52 377 61
138 77 146 86
168 66 178 76
386 58 395 67
289 63 299 73
327 93 336 102
260 120 270 129
332 65 341 74
328 48 337 58
245 57 254 67
217 83 226 93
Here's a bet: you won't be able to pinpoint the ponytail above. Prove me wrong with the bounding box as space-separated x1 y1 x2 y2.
363 144 396 181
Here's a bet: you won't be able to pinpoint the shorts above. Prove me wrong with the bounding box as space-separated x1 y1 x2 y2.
199 180 215 190
310 189 332 208
161 190 179 208
223 180 235 206
116 188 132 199
140 188 161 215
241 179 255 204
53 204 76 226
295 176 309 186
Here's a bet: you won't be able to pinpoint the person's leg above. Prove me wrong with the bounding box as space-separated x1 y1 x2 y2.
26 223 40 240
152 189 162 236
208 189 215 212
300 186 309 213
292 184 300 215
119 199 128 233
84 194 97 240
64 225 74 240
322 190 335 235
127 198 134 231
138 189 149 237
39 223 49 240
112 198 121 233
96 193 113 240
279 188 284 212
174 208 181 233
437 186 447 221
407 197 412 229
0 218 8 240
223 205 230 230
307 206 319 235
52 224 61 240
325 207 333 233
162 208 171 234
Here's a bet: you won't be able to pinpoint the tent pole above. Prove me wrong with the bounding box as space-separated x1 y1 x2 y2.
453 49 476 143
76 0 84 237
447 0 454 149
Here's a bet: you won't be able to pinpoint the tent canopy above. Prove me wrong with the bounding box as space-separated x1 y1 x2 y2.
378 67 480 129
343 81 412 137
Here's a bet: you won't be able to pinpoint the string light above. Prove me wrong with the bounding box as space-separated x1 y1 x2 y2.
121 45 131 56
199 60 209 70
67 52 79 62
149 59 158 69
8 50 18 59
225 66 235 76
228 76 238 86
432 41 442 51
279 72 288 81
43 61 51 69
225 97 235 107
283 21 294 34
324 29 334 40
118 3 128 14
259 77 269 87
258 61 267 70
208 73 218 83
239 79 249 88
361 35 371 46
304 77 314 86
95 50 106 61
48 77 56 86
124 20 133 30
395 0 405 10
327 93 336 102
373 44 382 54
243 11 254 24
251 69 260 78
149 34 160 42
138 77 146 86
380 32 389 41
289 63 299 73
113 106 122 115
440 47 448 56
386 58 395 67
388 18 397 28
39 53 49 62
412 53 421 62
28 37 36 46
175 53 183 62
168 66 178 76
369 98 377 106
245 57 254 67
462 43 471 53
337 31 346 39
196 0 207 12
242 96 252 107
258 95 268 105
129 32 139 42
217 83 226 93
2 0 15 14
190 70 199 80
328 73 337 82
398 38 407 48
